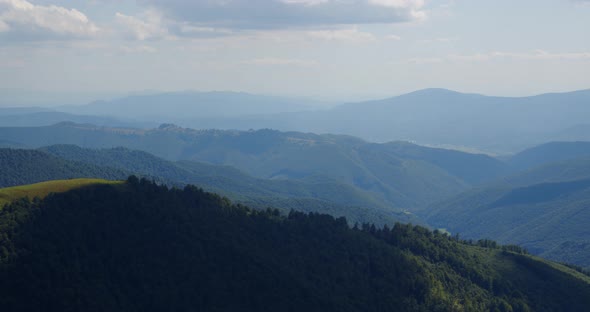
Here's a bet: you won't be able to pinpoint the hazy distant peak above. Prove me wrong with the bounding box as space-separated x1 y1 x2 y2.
408 88 461 95
158 123 181 130
402 88 485 98
51 121 87 127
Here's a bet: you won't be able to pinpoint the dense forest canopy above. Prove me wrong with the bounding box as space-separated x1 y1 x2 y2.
0 177 589 311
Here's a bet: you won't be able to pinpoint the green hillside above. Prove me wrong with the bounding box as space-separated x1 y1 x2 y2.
0 178 121 207
0 148 128 188
1 177 589 311
424 177 590 268
39 145 412 225
0 123 509 210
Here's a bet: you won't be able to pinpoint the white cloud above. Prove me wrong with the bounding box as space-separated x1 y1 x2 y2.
120 45 157 54
243 57 318 66
281 0 328 5
138 0 426 30
115 10 169 41
0 57 25 68
178 24 234 37
404 50 590 65
307 27 376 43
0 0 99 40
0 19 8 31
404 57 443 64
385 34 401 40
449 50 590 62
419 37 459 44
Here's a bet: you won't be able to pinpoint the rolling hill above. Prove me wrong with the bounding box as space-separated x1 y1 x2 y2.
501 156 590 187
0 148 128 187
424 161 590 268
0 123 508 211
39 144 409 225
1 177 589 311
509 141 590 170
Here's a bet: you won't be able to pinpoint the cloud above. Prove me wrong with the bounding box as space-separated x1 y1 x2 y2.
418 37 459 44
138 0 426 30
404 57 443 65
115 9 237 40
242 57 318 66
449 50 590 61
177 24 234 37
0 0 99 40
115 10 169 41
0 57 25 68
404 50 590 65
120 45 157 54
307 27 376 43
385 34 401 40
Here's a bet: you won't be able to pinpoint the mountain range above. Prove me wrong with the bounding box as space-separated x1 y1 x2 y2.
424 153 590 269
3 88 590 153
0 122 511 210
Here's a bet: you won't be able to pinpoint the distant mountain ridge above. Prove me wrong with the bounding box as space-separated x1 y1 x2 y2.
147 88 590 153
59 91 321 120
6 88 590 153
0 122 510 211
509 141 590 170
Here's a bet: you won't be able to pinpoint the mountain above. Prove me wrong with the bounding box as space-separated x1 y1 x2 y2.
1 177 589 311
550 124 590 142
424 157 590 268
502 157 590 187
39 144 408 226
0 111 154 128
0 148 128 187
509 141 590 170
363 141 509 184
164 89 590 154
58 91 319 120
11 89 590 153
316 89 590 153
0 123 508 210
0 106 52 115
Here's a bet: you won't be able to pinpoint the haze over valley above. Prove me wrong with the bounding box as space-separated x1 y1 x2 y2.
1 0 590 311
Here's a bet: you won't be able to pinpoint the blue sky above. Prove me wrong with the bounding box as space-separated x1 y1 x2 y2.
0 0 589 105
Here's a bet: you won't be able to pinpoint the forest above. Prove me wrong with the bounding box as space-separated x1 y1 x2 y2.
1 177 589 311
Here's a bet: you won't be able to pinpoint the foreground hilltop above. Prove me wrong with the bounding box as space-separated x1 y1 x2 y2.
0 177 589 311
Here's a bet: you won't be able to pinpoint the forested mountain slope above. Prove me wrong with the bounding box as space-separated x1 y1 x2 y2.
0 123 507 209
39 144 408 225
425 176 590 268
509 141 590 170
0 148 127 187
501 156 590 187
1 177 589 311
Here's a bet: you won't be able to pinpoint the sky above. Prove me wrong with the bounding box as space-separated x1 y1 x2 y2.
0 0 589 105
